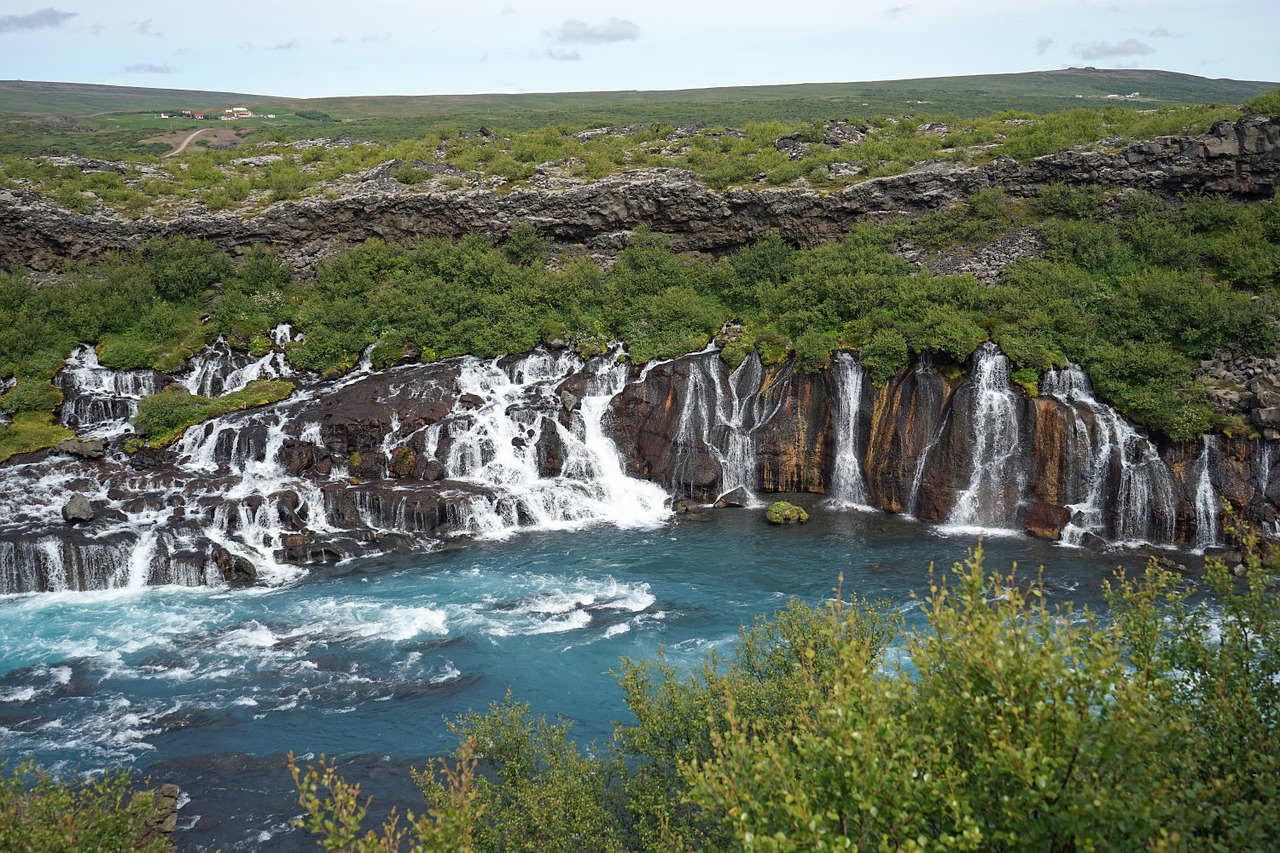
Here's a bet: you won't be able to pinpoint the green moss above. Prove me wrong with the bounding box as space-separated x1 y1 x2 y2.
0 411 74 463
133 379 295 447
1010 367 1040 397
765 500 810 524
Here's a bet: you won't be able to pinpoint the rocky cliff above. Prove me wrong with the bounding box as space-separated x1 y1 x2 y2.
2 116 1278 272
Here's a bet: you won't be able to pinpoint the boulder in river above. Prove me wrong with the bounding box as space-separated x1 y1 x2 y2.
61 492 94 524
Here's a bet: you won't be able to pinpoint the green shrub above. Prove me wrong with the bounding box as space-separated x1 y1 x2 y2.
0 760 168 852
1243 88 1280 116
144 236 232 303
1033 183 1108 219
859 327 909 385
0 379 62 415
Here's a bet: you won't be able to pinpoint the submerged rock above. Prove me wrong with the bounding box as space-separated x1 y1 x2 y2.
212 544 257 585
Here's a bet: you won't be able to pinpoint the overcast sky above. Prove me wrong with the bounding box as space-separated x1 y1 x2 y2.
0 1 1275 98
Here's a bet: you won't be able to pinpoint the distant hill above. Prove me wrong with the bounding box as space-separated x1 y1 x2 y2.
3 68 1276 124
1 69 1275 158
0 80 270 117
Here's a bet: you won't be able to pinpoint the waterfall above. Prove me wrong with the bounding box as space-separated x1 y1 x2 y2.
944 343 1024 532
442 350 669 537
1256 440 1279 537
55 346 161 435
1043 365 1178 546
1193 435 1220 551
1039 361 1177 540
662 352 787 506
827 353 871 509
906 361 949 520
713 355 772 504
179 325 297 397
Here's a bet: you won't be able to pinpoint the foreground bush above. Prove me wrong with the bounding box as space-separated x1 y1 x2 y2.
0 760 169 852
295 534 1280 851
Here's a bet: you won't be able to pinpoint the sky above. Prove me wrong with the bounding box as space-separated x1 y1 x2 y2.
0 1 1276 98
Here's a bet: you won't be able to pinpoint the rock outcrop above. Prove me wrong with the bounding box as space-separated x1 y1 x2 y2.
2 117 1278 272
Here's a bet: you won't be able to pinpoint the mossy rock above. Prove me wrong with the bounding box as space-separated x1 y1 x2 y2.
765 500 809 524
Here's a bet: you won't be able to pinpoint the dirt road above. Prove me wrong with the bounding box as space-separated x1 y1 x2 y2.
165 128 209 157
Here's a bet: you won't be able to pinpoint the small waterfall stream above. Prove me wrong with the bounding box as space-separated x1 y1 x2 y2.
1043 364 1178 546
1192 435 1220 551
55 346 162 435
179 325 296 397
944 343 1024 532
827 353 872 509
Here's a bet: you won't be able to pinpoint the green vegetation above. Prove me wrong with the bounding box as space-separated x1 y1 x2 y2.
133 379 296 446
1 100 1246 217
0 759 168 852
3 69 1272 157
293 534 1280 851
3 182 1277 449
0 412 73 463
1244 87 1280 116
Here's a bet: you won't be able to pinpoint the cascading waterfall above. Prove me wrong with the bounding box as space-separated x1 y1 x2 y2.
1193 435 1220 551
715 354 788 505
0 334 1262 595
944 343 1024 531
1257 439 1279 537
1043 364 1178 546
443 350 669 537
179 325 297 397
55 345 161 435
826 353 871 509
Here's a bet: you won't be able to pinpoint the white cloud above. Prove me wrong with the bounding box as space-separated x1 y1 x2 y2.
124 62 173 74
1073 38 1155 60
0 7 76 33
1036 36 1053 55
551 17 639 45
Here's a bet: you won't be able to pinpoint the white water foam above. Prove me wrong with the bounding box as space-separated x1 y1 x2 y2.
443 350 670 538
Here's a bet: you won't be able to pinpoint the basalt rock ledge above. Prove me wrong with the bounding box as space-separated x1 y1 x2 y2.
1 116 1278 272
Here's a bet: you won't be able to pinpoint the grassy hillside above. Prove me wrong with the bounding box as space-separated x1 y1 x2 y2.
0 80 268 116
1 69 1275 158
